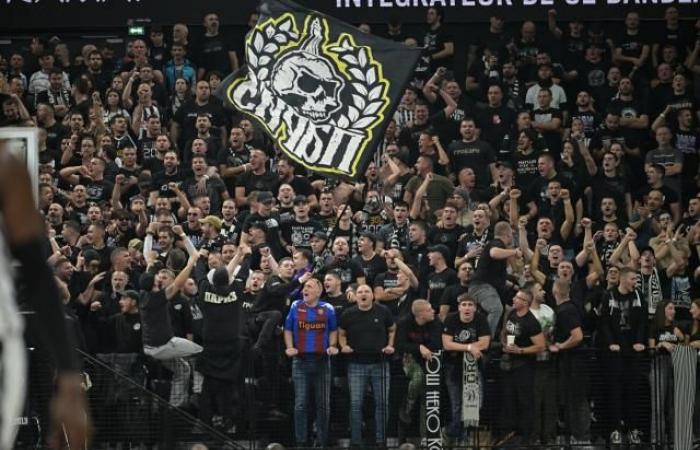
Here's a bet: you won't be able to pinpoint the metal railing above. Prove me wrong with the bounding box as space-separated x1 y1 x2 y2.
21 344 687 449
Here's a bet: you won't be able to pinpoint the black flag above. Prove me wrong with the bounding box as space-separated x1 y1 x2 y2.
216 0 421 180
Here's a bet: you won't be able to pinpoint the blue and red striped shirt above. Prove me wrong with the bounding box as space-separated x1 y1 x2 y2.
284 300 337 355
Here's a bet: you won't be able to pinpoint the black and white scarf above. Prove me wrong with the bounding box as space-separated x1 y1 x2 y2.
639 269 662 316
461 352 480 427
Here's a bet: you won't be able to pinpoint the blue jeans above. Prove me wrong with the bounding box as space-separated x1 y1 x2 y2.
292 356 331 447
445 364 483 439
348 361 390 445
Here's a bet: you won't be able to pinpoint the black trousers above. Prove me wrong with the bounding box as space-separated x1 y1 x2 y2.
200 375 235 428
605 349 647 431
558 351 591 441
502 361 535 439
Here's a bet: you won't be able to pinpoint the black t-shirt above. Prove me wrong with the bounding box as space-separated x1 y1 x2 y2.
442 311 490 368
322 257 365 291
197 279 245 379
527 173 576 206
615 31 650 73
339 304 394 363
456 226 492 267
80 177 114 203
476 105 517 150
512 149 542 189
275 175 314 198
429 225 466 263
635 185 679 210
439 283 469 314
351 253 387 287
674 127 700 181
531 107 564 153
651 324 681 354
140 290 174 347
169 294 193 339
198 279 244 345
447 139 495 188
44 122 69 154
280 218 324 251
374 271 400 312
196 33 235 75
172 100 227 149
591 173 630 220
608 97 649 146
152 168 192 199
242 212 285 258
427 268 458 311
416 25 454 77
430 96 475 144
553 301 583 348
504 309 542 362
235 170 277 197
471 239 507 292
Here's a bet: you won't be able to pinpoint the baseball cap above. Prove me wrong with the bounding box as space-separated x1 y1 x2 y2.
82 248 101 263
199 215 223 229
293 195 309 205
311 231 328 241
257 191 275 204
452 187 470 202
121 290 140 302
128 238 143 251
394 148 412 166
496 161 514 170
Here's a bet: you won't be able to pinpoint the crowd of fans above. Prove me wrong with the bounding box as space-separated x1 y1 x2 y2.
2 5 700 449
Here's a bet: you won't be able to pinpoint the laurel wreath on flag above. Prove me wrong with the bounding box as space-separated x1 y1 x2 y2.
246 17 299 82
246 17 387 132
328 36 387 132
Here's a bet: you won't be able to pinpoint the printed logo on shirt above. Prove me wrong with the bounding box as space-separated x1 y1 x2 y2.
204 291 239 304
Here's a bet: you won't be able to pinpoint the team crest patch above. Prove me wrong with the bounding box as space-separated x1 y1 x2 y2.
227 14 390 177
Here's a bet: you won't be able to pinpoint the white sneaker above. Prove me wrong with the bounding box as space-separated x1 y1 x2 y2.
628 429 642 445
610 430 623 445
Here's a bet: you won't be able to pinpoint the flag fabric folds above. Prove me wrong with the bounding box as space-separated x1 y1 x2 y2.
216 0 421 180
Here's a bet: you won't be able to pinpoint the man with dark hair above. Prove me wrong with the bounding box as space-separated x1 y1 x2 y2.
498 287 545 447
469 221 519 336
447 118 497 188
196 12 239 81
339 285 395 448
477 83 518 149
171 80 226 151
351 232 386 287
413 6 454 83
196 245 249 431
531 88 564 154
645 126 683 201
636 163 681 225
275 157 316 207
34 67 72 116
280 195 324 254
599 267 647 445
441 295 490 444
163 43 196 94
377 201 410 250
